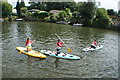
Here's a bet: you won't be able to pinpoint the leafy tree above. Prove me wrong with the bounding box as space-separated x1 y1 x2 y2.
107 9 117 15
118 10 120 15
21 7 31 17
92 8 112 28
65 8 72 16
28 2 76 12
78 2 97 26
71 2 84 24
64 8 72 21
60 2 77 12
28 2 46 10
118 10 120 22
33 11 48 19
20 0 25 8
51 15 57 22
71 12 82 24
75 2 83 11
16 0 27 17
58 11 67 21
118 10 120 18
1 2 12 18
16 0 21 17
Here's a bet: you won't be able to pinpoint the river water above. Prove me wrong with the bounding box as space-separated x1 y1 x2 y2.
2 21 118 78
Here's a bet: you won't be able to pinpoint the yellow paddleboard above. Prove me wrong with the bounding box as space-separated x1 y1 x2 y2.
16 47 46 58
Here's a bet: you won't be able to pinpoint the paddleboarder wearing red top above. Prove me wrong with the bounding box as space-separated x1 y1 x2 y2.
56 39 64 56
90 39 97 49
25 37 35 52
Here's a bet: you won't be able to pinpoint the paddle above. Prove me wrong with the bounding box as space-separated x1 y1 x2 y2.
18 51 22 54
55 33 72 53
32 40 35 44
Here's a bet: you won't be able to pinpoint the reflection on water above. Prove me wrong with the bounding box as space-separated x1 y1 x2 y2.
2 21 118 78
54 58 60 68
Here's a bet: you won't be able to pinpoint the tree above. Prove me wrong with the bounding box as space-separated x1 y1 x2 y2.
65 8 72 16
28 2 76 12
118 10 120 22
21 7 30 17
75 2 83 11
60 2 77 12
107 9 117 15
49 15 57 22
71 2 84 24
58 11 67 21
16 0 27 17
118 10 120 17
28 2 46 10
78 2 97 26
16 0 21 17
92 8 112 28
2 2 12 18
118 10 120 15
20 0 25 8
71 12 82 24
33 11 48 19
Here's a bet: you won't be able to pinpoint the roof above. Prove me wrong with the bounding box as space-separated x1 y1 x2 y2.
28 9 39 12
49 10 63 13
109 15 118 19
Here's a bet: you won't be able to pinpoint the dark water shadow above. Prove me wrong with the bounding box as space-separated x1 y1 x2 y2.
54 58 60 68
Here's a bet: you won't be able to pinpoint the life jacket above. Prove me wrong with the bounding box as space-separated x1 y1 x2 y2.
56 41 63 47
91 41 97 46
25 40 32 46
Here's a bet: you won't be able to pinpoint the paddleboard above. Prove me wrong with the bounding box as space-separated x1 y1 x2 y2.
16 47 46 58
82 45 103 52
40 50 80 60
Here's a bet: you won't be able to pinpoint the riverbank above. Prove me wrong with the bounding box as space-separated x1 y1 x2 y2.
1 17 120 31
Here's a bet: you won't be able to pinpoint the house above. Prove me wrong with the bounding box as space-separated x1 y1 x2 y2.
28 9 40 13
28 9 47 13
109 15 118 19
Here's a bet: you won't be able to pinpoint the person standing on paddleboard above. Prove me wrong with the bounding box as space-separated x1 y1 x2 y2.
25 37 35 52
90 39 97 49
56 39 64 56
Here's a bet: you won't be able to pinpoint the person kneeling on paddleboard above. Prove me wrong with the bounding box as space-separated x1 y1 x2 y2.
90 39 97 49
56 39 64 56
25 37 35 52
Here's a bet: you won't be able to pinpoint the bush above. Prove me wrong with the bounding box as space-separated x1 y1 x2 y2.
2 2 12 18
50 15 57 22
33 12 48 19
38 12 48 19
44 17 50 22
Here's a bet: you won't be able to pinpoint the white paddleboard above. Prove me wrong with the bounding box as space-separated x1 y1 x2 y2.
82 45 103 52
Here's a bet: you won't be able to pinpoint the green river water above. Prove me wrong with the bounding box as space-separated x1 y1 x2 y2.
2 21 118 78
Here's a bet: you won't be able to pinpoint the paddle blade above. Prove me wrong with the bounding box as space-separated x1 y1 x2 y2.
18 51 22 54
68 48 72 53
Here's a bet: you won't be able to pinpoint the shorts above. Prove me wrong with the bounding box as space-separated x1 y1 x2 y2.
56 48 61 55
91 45 96 49
57 48 61 51
26 46 32 49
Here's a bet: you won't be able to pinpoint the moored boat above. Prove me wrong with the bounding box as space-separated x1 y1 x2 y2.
73 23 83 26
